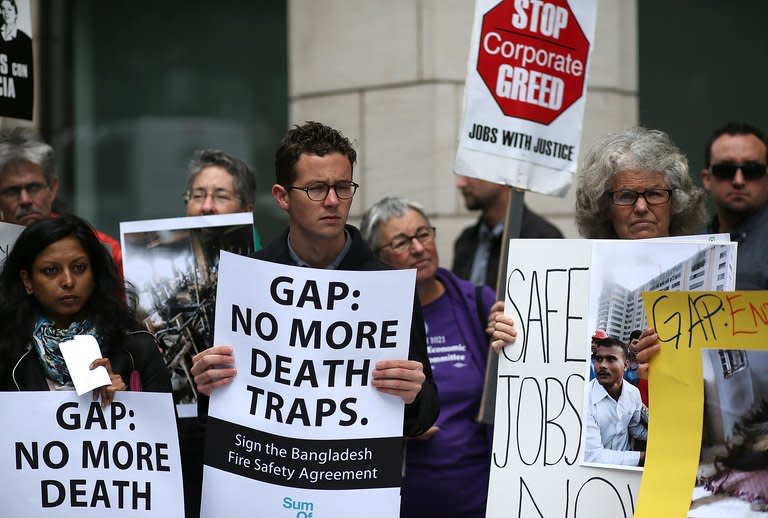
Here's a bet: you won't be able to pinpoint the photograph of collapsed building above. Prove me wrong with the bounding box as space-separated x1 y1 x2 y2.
690 350 768 516
121 213 255 415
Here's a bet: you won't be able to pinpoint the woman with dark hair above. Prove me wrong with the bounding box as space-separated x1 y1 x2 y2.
0 214 170 401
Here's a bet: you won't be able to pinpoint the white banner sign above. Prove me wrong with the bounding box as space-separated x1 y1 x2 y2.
456 0 598 196
0 391 183 517
202 252 415 518
487 238 737 517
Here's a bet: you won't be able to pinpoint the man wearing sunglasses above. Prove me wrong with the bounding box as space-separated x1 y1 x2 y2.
702 122 768 289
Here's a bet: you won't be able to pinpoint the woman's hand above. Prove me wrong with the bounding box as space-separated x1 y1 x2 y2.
91 357 126 407
191 345 237 396
633 327 661 379
487 300 517 354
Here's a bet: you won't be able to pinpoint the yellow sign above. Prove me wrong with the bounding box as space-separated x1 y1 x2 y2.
638 290 768 517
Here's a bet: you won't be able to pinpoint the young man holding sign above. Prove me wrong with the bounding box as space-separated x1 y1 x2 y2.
191 121 438 437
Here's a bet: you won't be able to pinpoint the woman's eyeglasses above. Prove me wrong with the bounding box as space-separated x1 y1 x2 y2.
606 189 672 206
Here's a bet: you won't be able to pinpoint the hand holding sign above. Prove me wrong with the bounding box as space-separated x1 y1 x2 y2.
58 335 112 396
486 300 518 353
59 335 125 407
371 359 425 405
191 345 237 396
90 357 127 407
633 327 662 379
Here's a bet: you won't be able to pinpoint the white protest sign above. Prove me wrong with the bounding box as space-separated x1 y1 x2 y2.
455 0 598 196
202 252 415 518
488 238 737 517
59 335 111 396
0 391 183 517
0 0 34 120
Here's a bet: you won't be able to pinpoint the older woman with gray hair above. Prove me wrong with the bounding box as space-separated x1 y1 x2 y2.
361 196 515 518
184 149 256 216
575 126 706 240
573 127 709 383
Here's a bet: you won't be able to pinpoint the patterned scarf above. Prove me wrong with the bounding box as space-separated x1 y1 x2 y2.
31 316 98 385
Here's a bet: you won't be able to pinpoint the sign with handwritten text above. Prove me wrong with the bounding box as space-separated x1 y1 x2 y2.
488 240 640 517
638 291 768 517
487 238 737 517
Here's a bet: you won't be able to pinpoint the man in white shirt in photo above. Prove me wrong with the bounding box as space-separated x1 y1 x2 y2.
584 336 648 467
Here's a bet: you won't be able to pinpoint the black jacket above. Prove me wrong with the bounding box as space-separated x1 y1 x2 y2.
254 225 439 437
452 203 563 289
1 329 171 393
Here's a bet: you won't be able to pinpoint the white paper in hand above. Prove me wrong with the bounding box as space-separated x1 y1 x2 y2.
58 335 112 396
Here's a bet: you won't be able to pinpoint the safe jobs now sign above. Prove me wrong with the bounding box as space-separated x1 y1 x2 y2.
456 0 597 197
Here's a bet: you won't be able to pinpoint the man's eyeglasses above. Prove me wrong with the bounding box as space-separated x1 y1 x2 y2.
606 189 672 206
378 226 436 254
710 161 767 181
184 190 240 206
0 182 49 201
286 181 359 201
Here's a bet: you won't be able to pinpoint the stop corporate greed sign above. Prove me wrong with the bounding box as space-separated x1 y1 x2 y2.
456 0 597 196
201 252 416 518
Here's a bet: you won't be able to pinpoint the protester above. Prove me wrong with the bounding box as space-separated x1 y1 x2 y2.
574 126 705 240
493 127 706 360
180 148 257 518
571 127 708 368
184 149 256 216
0 214 170 398
701 122 768 289
190 121 439 437
361 196 516 518
453 174 562 289
0 127 123 273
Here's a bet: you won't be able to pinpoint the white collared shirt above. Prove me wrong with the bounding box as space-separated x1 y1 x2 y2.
584 378 647 466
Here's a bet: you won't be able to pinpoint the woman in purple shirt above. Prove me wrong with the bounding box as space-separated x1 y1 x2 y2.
361 196 516 518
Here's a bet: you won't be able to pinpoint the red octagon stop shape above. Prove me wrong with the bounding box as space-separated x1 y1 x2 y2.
476 0 590 125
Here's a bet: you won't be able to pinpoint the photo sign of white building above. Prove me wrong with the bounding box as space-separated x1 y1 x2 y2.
487 237 737 517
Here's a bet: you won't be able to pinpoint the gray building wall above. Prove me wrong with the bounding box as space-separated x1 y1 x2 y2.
288 0 639 266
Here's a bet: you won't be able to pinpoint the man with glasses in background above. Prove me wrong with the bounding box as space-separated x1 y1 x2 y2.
191 121 438 437
701 122 768 289
0 127 122 271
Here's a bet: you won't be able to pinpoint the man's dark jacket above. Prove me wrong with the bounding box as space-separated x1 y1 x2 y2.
255 225 439 437
452 203 563 289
